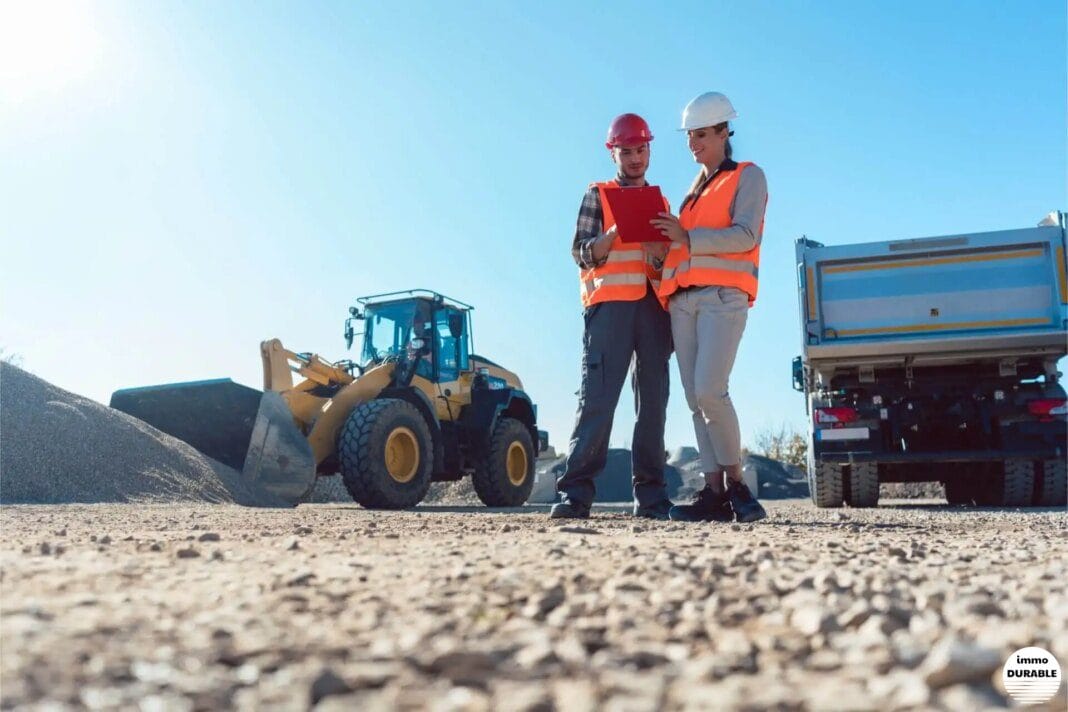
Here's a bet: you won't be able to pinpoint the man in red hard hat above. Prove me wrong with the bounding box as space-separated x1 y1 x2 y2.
551 113 674 520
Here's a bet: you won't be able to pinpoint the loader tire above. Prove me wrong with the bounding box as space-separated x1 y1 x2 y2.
982 459 1034 508
338 398 432 509
1035 459 1067 507
809 460 844 508
844 462 880 508
472 417 535 507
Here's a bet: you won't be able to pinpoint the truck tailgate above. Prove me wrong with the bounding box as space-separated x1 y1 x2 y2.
797 222 1068 362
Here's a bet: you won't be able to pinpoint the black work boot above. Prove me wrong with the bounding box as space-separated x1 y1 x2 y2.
727 479 767 523
668 486 733 523
633 499 673 520
549 500 591 519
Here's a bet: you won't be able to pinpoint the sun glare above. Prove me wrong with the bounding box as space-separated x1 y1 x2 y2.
0 1 104 103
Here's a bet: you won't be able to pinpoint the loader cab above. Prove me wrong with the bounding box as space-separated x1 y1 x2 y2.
354 291 473 384
432 306 471 382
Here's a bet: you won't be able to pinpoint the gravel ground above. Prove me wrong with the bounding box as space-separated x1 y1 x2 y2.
2 500 1065 711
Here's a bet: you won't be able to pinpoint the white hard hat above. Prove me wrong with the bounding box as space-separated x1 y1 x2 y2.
679 92 738 131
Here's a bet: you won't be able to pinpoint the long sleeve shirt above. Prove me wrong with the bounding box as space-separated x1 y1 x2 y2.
570 174 646 270
681 159 767 255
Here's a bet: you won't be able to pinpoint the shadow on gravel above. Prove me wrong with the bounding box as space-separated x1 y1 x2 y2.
876 502 1067 515
316 504 607 515
765 520 925 530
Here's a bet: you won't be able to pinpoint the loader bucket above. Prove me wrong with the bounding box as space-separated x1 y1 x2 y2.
110 379 317 505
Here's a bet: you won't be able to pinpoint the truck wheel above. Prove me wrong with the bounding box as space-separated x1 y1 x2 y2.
472 417 535 507
809 461 844 508
338 398 433 509
982 459 1034 507
845 462 880 507
1035 459 1067 507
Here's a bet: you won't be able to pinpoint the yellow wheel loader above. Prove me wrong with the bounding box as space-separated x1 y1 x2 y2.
111 291 547 508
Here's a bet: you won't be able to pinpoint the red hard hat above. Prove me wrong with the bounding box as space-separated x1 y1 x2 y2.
605 113 654 149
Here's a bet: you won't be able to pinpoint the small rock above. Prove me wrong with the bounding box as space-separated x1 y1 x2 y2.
287 570 316 587
791 605 839 636
515 642 558 669
310 667 351 704
920 636 1001 689
284 537 300 551
198 532 221 542
936 683 1007 710
558 526 599 535
421 650 498 686
868 671 930 708
492 681 554 712
175 547 199 559
523 584 566 618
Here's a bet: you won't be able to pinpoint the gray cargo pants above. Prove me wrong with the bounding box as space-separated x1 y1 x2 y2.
556 289 673 508
668 286 748 472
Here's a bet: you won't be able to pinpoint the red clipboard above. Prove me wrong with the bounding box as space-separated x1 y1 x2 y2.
602 185 671 243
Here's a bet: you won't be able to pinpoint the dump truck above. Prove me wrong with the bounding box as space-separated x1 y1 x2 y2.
112 290 546 508
793 211 1068 508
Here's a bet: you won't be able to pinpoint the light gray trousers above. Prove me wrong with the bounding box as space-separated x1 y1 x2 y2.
668 286 748 472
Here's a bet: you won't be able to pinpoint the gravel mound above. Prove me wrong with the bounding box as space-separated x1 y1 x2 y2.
0 363 283 506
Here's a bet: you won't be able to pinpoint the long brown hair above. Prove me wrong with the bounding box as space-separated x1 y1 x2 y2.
680 122 733 211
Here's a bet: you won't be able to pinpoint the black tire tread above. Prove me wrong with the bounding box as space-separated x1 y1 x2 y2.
846 462 880 508
1036 459 1067 507
338 398 432 509
810 461 843 508
471 417 535 507
985 459 1035 507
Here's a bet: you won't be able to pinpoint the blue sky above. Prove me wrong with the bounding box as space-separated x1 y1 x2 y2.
2 1 1065 455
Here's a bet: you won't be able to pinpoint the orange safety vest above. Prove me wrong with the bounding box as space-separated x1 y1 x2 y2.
657 161 765 308
579 180 671 307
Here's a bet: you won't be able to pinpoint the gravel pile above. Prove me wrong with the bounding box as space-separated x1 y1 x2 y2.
2 501 1064 709
883 481 947 499
0 363 283 506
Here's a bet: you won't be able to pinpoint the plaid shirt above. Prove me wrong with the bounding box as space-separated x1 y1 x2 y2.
571 174 647 270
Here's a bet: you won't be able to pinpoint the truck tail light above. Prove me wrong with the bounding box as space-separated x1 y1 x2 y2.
1027 399 1068 418
815 407 859 425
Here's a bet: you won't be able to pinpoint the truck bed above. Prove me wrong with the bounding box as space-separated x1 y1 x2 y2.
796 216 1068 367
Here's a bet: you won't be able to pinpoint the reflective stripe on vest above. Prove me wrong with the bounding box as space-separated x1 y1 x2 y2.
579 180 670 307
657 161 764 308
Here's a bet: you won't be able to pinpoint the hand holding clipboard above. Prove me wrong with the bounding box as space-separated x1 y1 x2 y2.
648 211 689 247
602 186 672 244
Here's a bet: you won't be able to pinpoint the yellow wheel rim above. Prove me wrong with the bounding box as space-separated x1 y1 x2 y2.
384 427 419 483
506 441 528 486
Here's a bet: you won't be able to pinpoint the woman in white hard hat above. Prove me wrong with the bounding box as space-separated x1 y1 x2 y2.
650 91 768 524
